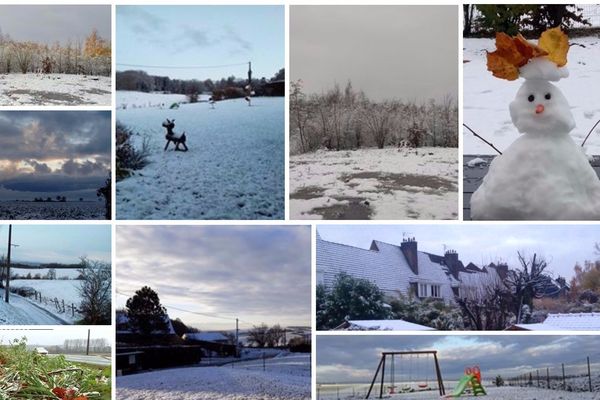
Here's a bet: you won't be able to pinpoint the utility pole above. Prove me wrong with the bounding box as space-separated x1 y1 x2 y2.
4 225 12 303
247 61 252 85
86 329 90 356
235 318 239 358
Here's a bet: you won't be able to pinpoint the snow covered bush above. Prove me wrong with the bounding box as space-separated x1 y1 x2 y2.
116 122 150 181
316 273 392 330
387 295 464 330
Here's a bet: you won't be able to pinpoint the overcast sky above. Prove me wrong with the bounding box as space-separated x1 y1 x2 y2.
317 335 600 384
0 112 110 201
318 224 600 279
0 224 111 265
0 326 111 347
116 6 284 81
291 5 458 101
0 5 110 45
116 225 311 331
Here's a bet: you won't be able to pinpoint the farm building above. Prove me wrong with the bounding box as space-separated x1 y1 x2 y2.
182 332 237 357
316 232 507 303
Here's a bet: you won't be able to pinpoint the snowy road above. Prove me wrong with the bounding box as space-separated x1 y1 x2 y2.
116 96 284 220
0 289 67 325
50 354 111 366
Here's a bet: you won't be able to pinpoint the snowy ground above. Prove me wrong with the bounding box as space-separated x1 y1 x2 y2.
116 91 194 110
117 353 310 400
464 36 600 156
0 73 111 106
0 201 105 220
319 385 600 400
116 93 284 219
0 289 67 325
290 147 458 220
10 279 81 323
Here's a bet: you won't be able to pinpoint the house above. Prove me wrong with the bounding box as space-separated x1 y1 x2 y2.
182 332 230 344
507 313 600 331
182 332 236 357
116 310 176 336
317 232 504 303
334 319 436 331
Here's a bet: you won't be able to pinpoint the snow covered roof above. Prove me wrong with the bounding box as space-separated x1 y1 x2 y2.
183 332 229 343
337 320 436 331
116 310 176 335
511 313 600 331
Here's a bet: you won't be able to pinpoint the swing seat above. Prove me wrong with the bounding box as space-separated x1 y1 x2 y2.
400 385 413 393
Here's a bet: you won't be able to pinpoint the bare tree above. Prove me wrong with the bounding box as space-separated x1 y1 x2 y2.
77 258 111 324
247 324 269 347
505 252 550 323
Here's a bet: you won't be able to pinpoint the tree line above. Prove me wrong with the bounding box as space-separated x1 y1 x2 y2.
290 80 458 154
116 68 284 96
0 29 110 76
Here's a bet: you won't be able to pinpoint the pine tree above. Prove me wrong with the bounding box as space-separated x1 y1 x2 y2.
126 286 169 335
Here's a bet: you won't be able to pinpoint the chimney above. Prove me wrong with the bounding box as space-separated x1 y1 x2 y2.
495 263 509 280
444 250 460 280
401 237 418 275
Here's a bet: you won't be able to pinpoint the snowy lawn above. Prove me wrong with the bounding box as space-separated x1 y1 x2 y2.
0 201 105 220
0 73 111 106
117 91 192 110
117 353 310 400
116 94 284 220
463 36 600 156
10 279 81 323
290 147 458 220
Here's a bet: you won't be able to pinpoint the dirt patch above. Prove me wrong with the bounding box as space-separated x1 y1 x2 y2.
311 196 372 220
341 171 456 193
85 88 111 96
290 186 326 200
6 90 89 105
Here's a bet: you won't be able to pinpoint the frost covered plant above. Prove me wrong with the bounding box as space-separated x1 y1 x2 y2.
388 296 464 330
116 122 150 181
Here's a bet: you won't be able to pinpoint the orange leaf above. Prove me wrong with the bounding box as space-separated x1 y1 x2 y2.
538 27 569 67
494 32 527 67
486 51 520 81
514 34 548 62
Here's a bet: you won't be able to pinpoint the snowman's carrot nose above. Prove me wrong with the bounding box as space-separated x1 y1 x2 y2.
535 104 545 114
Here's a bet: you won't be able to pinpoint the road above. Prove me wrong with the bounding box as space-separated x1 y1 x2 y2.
0 289 67 325
49 354 111 367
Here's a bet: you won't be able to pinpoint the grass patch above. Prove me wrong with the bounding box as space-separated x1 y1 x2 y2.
0 338 111 399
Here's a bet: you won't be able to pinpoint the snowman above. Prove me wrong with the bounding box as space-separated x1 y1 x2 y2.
471 28 600 220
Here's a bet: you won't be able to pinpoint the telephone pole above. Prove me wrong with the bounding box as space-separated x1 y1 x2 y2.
235 318 240 358
86 329 90 356
4 225 12 303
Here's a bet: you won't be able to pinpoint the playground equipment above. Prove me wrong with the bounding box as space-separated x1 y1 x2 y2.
446 366 487 398
365 351 446 398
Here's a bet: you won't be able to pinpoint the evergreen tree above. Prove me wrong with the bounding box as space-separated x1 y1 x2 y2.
126 286 169 335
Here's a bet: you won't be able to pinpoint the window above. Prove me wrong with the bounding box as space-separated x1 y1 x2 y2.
419 283 428 298
431 285 441 298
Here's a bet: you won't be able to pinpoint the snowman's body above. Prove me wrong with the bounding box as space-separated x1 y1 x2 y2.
471 65 600 220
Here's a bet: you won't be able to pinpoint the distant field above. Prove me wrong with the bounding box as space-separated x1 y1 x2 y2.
0 201 105 220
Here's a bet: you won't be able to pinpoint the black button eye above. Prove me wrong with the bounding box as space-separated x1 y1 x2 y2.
545 93 551 100
528 95 535 102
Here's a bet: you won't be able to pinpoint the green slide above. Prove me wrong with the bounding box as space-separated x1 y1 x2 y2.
450 375 474 397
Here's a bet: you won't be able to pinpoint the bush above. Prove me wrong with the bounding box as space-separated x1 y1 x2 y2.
388 295 464 330
116 122 150 181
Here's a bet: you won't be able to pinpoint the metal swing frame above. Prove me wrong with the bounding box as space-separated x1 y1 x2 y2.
365 350 445 398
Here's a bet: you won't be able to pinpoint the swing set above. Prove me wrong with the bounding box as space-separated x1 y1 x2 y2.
365 350 446 398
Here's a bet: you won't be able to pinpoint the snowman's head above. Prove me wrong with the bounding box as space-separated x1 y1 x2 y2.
509 79 575 135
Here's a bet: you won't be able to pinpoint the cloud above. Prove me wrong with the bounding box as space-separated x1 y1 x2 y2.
1 174 106 193
25 160 51 174
60 159 108 176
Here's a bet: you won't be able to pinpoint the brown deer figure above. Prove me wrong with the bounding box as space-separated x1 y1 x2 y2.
162 119 188 151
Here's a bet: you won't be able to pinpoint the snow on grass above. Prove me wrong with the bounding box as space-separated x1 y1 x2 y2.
0 73 111 106
117 353 310 400
0 201 105 220
290 147 458 220
463 36 600 155
10 279 81 324
116 94 284 220
0 289 66 325
117 91 193 110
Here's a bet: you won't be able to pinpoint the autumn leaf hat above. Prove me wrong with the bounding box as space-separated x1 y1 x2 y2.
486 27 570 82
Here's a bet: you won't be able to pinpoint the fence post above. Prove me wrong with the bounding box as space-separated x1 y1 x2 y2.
562 363 565 390
588 356 592 392
537 370 540 387
262 352 265 372
547 367 550 388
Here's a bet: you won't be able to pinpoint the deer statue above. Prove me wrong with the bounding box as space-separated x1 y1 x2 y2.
161 119 188 151
244 85 254 107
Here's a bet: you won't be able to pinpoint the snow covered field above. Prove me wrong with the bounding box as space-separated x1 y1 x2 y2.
0 201 105 220
117 353 310 400
10 279 81 323
290 147 458 220
0 289 67 325
318 385 600 400
0 73 111 106
117 91 192 110
464 36 600 156
116 93 284 219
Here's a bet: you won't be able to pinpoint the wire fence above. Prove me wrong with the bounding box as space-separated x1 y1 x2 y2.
505 355 600 393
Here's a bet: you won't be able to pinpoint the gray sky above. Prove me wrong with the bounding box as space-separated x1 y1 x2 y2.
116 225 311 331
0 326 112 347
0 5 111 45
291 5 458 101
0 112 111 201
318 224 600 279
317 335 600 384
